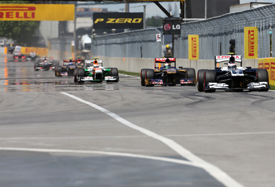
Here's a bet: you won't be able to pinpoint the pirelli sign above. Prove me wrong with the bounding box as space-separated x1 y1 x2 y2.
0 4 74 21
244 27 258 59
93 13 143 29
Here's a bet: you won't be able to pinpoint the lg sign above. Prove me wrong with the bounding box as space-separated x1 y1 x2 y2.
163 18 181 35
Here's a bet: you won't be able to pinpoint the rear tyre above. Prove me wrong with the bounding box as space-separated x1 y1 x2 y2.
197 69 207 92
74 68 78 83
204 70 216 93
185 68 196 78
34 63 39 71
55 66 62 77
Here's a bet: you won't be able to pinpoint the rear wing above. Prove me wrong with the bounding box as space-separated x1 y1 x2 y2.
215 55 242 67
154 58 176 70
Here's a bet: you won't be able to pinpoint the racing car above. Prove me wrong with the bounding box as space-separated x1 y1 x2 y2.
26 52 39 62
140 58 196 86
13 51 26 61
197 55 269 92
34 57 59 71
55 59 83 77
74 58 119 83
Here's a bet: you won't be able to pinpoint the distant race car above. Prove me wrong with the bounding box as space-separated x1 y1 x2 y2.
34 57 59 71
197 55 270 92
74 58 119 83
26 52 39 62
13 51 26 61
140 58 196 86
55 59 83 77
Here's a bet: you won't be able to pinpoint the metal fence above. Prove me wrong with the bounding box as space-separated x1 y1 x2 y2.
176 4 275 59
91 4 275 60
91 29 162 58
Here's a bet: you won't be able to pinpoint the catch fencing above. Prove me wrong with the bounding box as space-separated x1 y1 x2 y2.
176 3 275 59
92 4 275 60
91 29 162 58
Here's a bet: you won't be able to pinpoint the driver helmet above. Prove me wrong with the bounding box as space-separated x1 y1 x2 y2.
228 63 237 71
164 63 171 69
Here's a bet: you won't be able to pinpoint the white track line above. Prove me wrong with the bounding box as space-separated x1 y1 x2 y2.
1 131 275 140
61 92 244 187
0 147 200 167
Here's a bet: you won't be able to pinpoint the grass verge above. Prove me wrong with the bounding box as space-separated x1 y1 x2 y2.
119 70 140 77
270 85 275 90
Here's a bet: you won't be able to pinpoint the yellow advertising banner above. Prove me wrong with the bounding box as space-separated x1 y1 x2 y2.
258 58 275 86
244 27 258 59
0 4 74 21
21 47 48 56
188 35 199 60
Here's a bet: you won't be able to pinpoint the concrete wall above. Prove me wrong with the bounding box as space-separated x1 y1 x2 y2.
99 56 259 73
0 47 5 54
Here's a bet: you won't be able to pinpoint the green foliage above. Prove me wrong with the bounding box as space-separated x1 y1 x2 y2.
0 0 40 45
146 16 163 27
0 21 40 46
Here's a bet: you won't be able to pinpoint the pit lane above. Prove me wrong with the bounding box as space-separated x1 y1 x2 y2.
0 54 275 187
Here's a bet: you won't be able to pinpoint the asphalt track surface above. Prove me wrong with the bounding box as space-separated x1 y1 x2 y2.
0 54 275 187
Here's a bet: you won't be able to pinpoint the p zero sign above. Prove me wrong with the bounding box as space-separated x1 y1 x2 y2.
244 27 258 59
0 4 74 21
93 13 143 29
163 18 181 35
188 35 199 60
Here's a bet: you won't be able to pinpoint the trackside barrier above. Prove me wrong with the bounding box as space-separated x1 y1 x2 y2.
258 58 275 86
21 47 48 56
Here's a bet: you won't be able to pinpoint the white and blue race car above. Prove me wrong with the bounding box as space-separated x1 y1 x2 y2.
197 55 269 92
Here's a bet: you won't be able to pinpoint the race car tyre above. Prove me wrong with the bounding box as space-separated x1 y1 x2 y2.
74 68 78 83
140 69 150 86
34 63 39 71
110 68 119 82
256 69 269 91
145 69 155 87
183 68 196 78
256 69 269 82
55 66 62 77
77 68 85 83
78 68 85 77
197 69 207 92
204 70 216 93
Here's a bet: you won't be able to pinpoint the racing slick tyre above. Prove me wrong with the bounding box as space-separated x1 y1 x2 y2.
140 69 150 86
145 69 155 87
204 70 216 93
74 68 78 83
34 63 39 71
256 69 269 91
109 68 119 82
197 69 207 92
55 66 62 77
77 68 85 83
183 68 196 78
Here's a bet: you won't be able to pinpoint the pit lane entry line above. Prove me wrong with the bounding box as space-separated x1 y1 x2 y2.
61 92 244 187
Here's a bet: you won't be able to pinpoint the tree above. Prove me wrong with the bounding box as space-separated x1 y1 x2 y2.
146 16 163 27
0 0 40 46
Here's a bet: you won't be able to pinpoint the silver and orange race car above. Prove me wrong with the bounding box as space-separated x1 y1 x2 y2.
140 58 197 86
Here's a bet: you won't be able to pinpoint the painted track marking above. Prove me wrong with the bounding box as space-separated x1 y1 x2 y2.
61 92 244 187
0 147 201 167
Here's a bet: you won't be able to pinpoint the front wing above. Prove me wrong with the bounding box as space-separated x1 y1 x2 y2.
205 82 269 91
145 78 196 86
